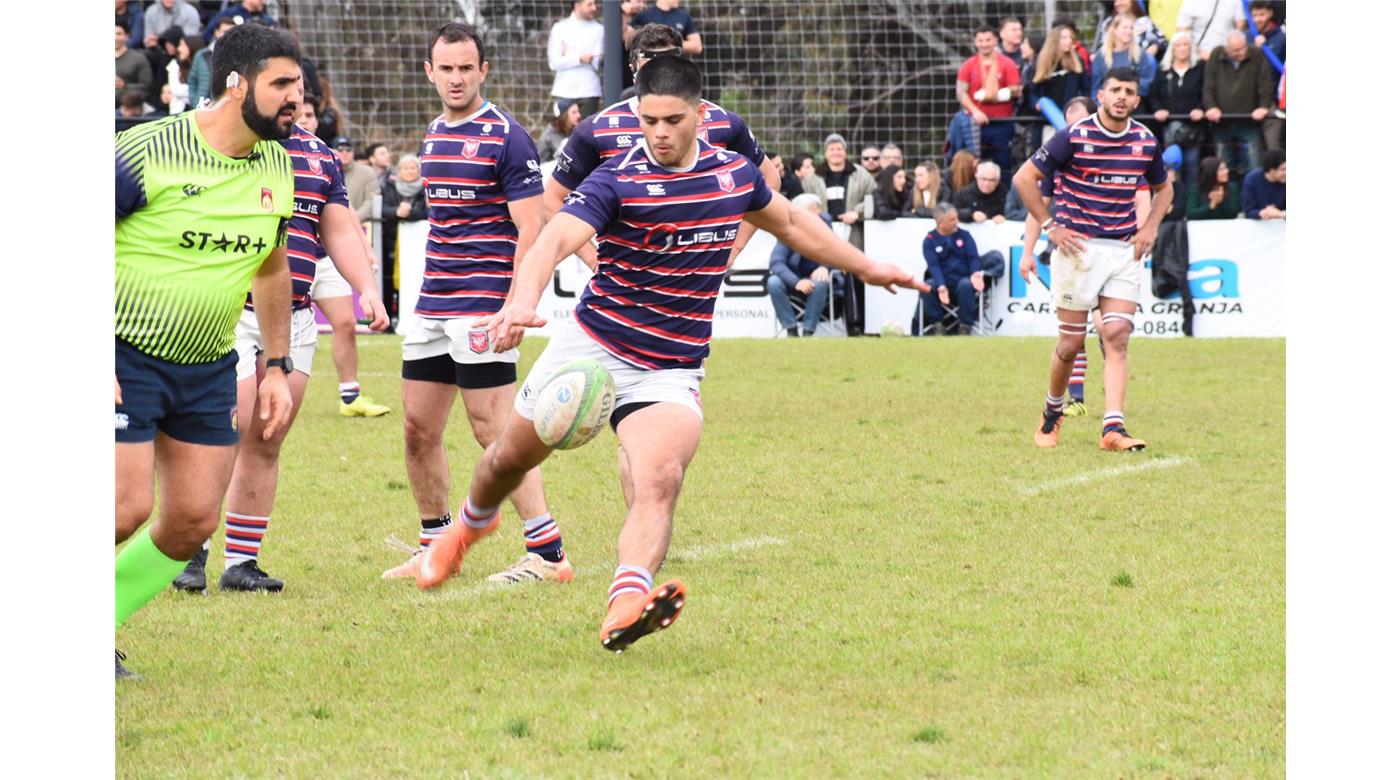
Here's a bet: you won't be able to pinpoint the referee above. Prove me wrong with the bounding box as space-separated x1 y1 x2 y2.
114 23 302 679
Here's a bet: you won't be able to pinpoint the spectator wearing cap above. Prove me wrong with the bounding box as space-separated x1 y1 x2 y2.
802 132 876 334
538 98 581 162
115 0 144 50
548 0 604 120
1242 149 1285 220
335 136 381 224
203 0 274 44
956 26 1022 170
115 22 154 107
144 0 201 43
627 1 703 56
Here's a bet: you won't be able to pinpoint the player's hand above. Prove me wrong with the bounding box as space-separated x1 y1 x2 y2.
115 375 123 406
257 371 293 441
1018 251 1038 283
971 271 986 293
474 302 546 353
358 289 390 331
1251 107 1268 121
811 267 830 283
1130 223 1158 261
795 279 815 295
858 261 930 294
937 286 950 305
1205 107 1223 122
1048 224 1086 259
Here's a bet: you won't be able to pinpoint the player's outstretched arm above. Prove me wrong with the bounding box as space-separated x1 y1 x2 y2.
249 246 293 440
544 177 599 270
744 193 930 294
478 212 599 352
319 203 388 330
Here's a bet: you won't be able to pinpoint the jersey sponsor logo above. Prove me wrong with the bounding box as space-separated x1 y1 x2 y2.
293 200 321 216
429 186 476 200
468 330 489 354
181 183 207 198
716 170 734 192
261 187 274 212
646 183 666 196
179 230 269 254
115 412 129 431
557 151 573 172
461 139 481 158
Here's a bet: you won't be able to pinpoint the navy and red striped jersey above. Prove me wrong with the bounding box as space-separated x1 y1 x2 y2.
417 101 544 319
551 97 767 191
246 125 347 312
1031 114 1166 240
561 139 773 370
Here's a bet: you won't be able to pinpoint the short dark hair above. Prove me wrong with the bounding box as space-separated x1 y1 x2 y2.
635 55 702 104
119 89 146 110
365 141 387 158
428 22 486 66
974 26 997 38
1065 96 1096 116
1249 0 1274 11
999 16 1022 31
1260 149 1286 172
211 23 302 98
116 20 129 35
792 151 814 170
1102 67 1141 90
630 22 684 61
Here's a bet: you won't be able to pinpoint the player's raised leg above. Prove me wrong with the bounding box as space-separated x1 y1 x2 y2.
1097 297 1147 451
599 402 700 652
416 410 554 590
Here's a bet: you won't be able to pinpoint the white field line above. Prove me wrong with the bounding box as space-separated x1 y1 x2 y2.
1020 456 1193 497
418 535 787 602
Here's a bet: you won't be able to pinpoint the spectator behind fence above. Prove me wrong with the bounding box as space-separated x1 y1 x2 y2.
144 25 185 88
956 26 1022 170
1026 24 1089 136
789 151 815 196
334 136 380 224
187 17 235 107
1187 156 1241 220
366 142 392 186
1250 0 1285 88
1242 149 1285 220
954 161 1008 224
538 97 581 161
998 17 1035 70
1203 31 1274 176
911 161 939 217
943 149 976 195
115 23 153 107
859 145 882 177
628 1 702 55
913 203 1005 336
382 154 428 226
880 143 903 170
144 0 201 42
115 0 143 50
1092 14 1156 96
872 166 913 220
204 0 275 43
767 193 839 338
803 132 875 334
163 35 204 113
116 89 147 118
1052 17 1094 75
1149 32 1206 193
316 75 344 144
548 1 604 120
1177 0 1247 62
1094 0 1167 60
1150 159 1195 335
773 152 804 199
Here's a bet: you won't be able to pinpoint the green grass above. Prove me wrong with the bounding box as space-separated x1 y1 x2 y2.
117 334 1285 778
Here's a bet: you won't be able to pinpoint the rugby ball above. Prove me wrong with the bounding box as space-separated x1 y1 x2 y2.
532 359 616 450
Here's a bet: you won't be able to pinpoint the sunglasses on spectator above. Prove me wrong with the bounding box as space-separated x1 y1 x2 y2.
636 47 683 62
861 155 880 161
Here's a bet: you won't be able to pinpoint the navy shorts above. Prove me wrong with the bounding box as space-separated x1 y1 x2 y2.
115 338 239 446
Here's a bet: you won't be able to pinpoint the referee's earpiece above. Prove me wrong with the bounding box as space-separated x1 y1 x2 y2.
226 71 241 91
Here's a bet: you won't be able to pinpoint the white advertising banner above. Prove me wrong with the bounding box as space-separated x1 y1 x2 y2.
863 218 1286 338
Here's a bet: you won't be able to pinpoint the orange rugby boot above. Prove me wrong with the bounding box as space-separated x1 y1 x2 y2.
1034 409 1063 448
1100 428 1148 452
414 507 500 591
599 579 687 653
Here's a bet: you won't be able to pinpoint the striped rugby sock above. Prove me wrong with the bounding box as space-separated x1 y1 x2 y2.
1045 392 1066 415
460 497 498 530
419 514 451 551
224 511 269 569
608 565 653 608
1069 351 1087 401
1103 411 1125 434
523 513 564 562
339 381 361 404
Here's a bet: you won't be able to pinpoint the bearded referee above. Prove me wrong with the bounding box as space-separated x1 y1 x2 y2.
114 23 302 679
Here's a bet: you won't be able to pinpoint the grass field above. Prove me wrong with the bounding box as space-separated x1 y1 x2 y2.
116 333 1285 778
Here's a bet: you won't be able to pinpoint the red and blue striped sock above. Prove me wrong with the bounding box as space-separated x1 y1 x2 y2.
523 513 564 562
1103 411 1125 434
608 565 653 608
1069 351 1087 401
224 511 269 569
419 514 451 551
1045 392 1066 415
339 381 361 405
460 497 498 530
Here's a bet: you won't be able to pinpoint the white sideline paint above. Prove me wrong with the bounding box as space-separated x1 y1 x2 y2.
419 535 788 602
1020 456 1193 497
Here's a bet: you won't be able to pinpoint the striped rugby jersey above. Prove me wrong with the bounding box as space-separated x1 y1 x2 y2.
116 111 293 364
1031 114 1166 240
551 97 767 191
560 138 773 370
243 125 348 312
417 101 544 319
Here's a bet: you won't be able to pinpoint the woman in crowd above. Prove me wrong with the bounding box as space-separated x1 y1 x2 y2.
317 75 345 144
910 161 939 218
1091 14 1157 95
1026 24 1089 142
537 98 580 162
942 150 977 197
165 35 204 113
1094 0 1167 59
1148 31 1206 193
1187 156 1241 220
872 165 913 220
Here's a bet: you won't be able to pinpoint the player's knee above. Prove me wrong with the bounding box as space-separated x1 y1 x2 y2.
631 459 685 503
1100 313 1134 353
115 505 149 544
402 414 442 452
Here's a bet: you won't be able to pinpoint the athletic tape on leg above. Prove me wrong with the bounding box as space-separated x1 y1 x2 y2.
1101 312 1135 332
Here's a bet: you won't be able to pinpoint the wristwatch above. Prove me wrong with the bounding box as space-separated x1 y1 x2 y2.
265 356 294 375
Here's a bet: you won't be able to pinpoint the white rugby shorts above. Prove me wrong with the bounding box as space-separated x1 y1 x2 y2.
235 307 318 380
400 316 519 366
514 317 704 424
309 257 353 300
1050 238 1141 312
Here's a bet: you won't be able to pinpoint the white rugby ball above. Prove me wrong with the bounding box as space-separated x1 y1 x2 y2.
532 359 616 450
